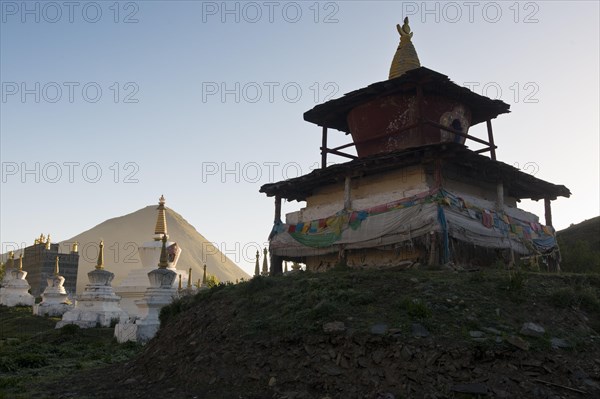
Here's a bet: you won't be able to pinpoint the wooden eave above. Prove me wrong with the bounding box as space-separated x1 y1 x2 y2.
259 144 571 202
303 67 511 133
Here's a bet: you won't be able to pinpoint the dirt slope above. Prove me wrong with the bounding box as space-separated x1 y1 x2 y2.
42 268 600 399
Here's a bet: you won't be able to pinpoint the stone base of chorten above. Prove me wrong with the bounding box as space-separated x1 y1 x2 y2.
114 286 177 344
0 285 35 307
34 302 74 317
56 284 128 329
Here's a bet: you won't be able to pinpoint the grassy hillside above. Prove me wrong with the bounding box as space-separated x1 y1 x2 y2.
0 307 142 399
557 216 600 273
25 267 600 399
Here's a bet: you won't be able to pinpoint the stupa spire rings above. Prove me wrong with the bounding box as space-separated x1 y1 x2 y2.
158 234 169 269
54 256 60 275
154 195 168 240
18 254 23 270
96 240 105 270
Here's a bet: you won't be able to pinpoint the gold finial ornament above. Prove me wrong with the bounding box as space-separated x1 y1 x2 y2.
18 254 24 270
96 240 105 269
389 17 421 79
158 234 169 269
188 268 192 288
46 234 51 250
178 274 182 290
72 241 79 253
154 195 168 239
55 256 60 275
202 264 207 285
7 251 15 269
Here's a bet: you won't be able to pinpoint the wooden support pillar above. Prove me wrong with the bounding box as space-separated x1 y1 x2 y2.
496 182 504 210
486 120 497 160
344 176 352 210
270 254 283 276
274 196 282 224
544 198 553 227
321 126 328 169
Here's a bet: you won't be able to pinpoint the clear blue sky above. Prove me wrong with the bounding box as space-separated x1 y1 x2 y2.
1 1 598 276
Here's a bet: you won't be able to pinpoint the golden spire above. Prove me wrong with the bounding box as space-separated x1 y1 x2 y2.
178 274 182 290
202 264 207 285
46 234 51 250
254 251 260 277
54 256 60 275
262 248 269 276
154 195 168 239
389 17 421 79
187 268 192 288
72 241 78 253
18 254 23 270
158 234 169 269
7 251 14 269
96 240 104 270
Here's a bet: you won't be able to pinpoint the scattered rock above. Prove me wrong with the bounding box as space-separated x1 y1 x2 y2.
409 278 418 283
584 379 600 390
371 349 385 364
550 337 571 349
411 323 430 338
370 323 388 335
483 327 502 335
451 382 488 395
321 364 343 376
268 376 276 387
469 331 485 338
520 322 545 337
571 368 589 380
507 335 530 351
323 321 346 333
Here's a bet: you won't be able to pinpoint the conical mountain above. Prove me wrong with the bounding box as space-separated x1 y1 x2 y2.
62 205 249 293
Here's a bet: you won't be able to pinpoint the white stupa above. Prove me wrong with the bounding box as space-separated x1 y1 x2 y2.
33 256 74 317
115 234 178 344
115 195 185 317
56 241 128 328
0 253 35 307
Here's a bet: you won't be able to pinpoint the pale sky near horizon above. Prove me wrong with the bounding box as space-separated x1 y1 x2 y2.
1 1 599 276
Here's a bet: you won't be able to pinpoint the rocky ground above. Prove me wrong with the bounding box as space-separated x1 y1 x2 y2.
3 268 600 398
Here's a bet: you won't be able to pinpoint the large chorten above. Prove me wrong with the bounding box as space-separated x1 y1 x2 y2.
115 234 178 344
56 241 128 328
0 253 35 307
33 256 74 317
115 195 185 317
